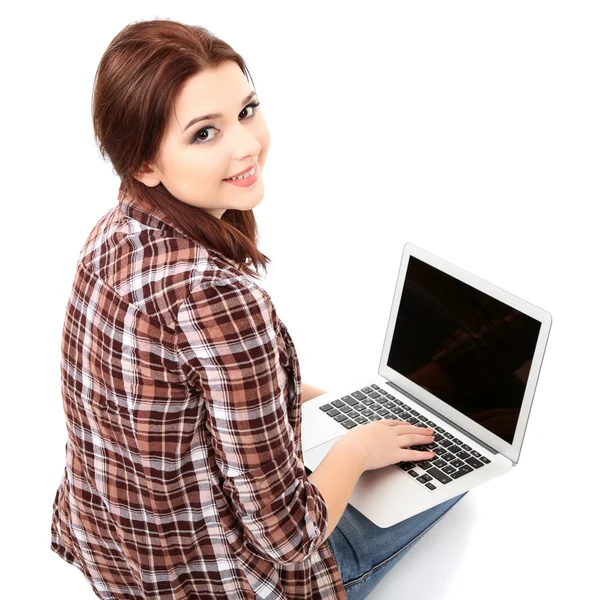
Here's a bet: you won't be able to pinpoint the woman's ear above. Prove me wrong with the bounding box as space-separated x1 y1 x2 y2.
134 161 162 188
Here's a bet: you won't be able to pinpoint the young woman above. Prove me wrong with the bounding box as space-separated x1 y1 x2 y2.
50 18 466 600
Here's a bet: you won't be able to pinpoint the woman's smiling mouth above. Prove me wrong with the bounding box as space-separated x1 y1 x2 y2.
223 164 259 187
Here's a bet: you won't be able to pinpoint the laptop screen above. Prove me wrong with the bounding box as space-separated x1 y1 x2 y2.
387 256 542 445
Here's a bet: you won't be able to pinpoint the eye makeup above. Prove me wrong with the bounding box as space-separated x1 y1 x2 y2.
190 100 261 145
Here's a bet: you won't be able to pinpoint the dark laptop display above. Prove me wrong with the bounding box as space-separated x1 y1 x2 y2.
387 256 542 445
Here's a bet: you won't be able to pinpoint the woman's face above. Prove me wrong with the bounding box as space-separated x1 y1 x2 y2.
135 60 270 219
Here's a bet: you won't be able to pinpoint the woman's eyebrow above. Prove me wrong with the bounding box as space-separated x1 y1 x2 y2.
182 91 257 133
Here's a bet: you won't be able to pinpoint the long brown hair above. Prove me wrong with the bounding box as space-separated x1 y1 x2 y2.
91 18 270 279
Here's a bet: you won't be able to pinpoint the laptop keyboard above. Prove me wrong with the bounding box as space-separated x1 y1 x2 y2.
318 383 491 492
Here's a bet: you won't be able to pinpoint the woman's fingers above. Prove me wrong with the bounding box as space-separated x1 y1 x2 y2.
397 433 434 447
413 449 435 457
397 423 435 434
386 419 432 430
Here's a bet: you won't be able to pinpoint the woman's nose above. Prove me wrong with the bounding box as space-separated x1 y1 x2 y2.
230 123 261 158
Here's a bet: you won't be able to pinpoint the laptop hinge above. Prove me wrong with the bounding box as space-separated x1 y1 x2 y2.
385 380 499 456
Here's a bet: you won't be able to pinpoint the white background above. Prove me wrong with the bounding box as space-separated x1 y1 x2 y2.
2 1 595 598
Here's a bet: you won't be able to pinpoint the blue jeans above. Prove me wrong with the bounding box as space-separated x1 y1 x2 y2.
325 492 468 600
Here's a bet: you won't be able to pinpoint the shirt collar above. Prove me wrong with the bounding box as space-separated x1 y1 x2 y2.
118 190 240 268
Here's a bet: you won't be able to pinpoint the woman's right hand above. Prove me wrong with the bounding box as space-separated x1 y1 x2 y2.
342 419 436 472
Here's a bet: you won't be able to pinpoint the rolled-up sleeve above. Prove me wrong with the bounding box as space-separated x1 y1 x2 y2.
175 276 329 565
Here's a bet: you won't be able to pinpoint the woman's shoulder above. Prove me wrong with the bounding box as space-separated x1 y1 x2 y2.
74 205 269 333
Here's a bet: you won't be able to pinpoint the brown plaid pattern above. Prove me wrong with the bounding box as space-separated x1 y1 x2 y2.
50 192 346 599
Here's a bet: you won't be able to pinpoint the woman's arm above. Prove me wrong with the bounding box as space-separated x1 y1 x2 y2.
176 281 329 565
301 382 327 403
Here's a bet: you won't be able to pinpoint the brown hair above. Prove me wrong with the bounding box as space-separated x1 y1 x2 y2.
91 18 270 279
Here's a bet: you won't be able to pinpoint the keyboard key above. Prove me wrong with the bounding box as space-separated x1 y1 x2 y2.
471 450 482 458
479 456 491 464
345 397 359 406
354 416 368 424
425 482 437 490
371 384 380 389
407 470 419 478
417 461 434 471
465 456 484 469
427 467 452 484
450 465 473 479
341 420 357 429
326 408 340 417
319 404 334 412
352 391 367 400
361 387 373 393
462 444 472 451
333 414 348 422
441 465 457 475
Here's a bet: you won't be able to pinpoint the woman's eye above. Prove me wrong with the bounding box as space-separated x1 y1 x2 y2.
192 126 217 144
240 101 260 120
191 101 261 145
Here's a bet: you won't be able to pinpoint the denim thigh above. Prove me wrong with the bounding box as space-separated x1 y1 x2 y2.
326 493 468 600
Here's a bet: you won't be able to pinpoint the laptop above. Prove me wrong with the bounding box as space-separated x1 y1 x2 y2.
301 242 552 527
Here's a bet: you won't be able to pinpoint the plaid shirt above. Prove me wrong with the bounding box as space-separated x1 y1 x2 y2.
50 192 346 599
